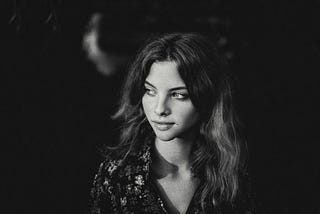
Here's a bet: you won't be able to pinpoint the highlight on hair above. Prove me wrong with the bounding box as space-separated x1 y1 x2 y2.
112 32 243 208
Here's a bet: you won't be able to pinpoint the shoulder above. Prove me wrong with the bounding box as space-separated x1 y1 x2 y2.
93 143 148 184
93 152 124 187
91 141 152 191
89 153 125 213
92 141 152 189
100 154 123 176
91 150 128 197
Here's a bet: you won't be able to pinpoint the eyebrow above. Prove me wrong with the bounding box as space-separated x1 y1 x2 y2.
145 80 187 91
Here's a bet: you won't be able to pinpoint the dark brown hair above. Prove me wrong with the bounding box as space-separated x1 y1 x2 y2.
113 33 242 207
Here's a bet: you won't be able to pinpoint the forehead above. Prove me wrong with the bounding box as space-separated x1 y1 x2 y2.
146 61 186 88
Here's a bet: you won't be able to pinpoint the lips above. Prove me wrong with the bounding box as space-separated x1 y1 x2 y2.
152 121 175 131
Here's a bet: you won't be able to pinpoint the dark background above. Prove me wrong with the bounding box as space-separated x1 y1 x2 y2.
2 0 319 213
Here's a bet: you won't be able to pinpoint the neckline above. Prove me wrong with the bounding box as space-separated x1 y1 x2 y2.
149 176 202 214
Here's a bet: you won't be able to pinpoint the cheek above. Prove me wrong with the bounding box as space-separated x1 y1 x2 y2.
175 104 199 124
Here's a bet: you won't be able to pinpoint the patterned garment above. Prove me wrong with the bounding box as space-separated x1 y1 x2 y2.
89 141 256 214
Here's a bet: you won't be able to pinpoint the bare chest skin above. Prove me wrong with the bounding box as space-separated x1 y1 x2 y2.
150 132 200 213
154 175 200 214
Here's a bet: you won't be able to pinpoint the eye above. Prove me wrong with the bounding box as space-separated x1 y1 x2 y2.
144 87 156 96
171 92 189 100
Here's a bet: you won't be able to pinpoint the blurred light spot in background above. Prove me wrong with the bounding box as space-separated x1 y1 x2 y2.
82 13 126 76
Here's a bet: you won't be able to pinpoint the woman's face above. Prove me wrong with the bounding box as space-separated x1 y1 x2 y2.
142 61 200 141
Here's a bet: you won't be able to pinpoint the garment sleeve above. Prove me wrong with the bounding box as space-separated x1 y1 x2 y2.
89 160 119 214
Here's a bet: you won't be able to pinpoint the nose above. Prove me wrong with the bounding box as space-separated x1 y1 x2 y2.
154 96 170 116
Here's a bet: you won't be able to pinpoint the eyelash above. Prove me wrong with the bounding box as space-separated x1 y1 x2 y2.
144 88 189 100
144 88 156 96
171 92 189 100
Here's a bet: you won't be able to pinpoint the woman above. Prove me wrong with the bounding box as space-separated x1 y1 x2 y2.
89 33 255 214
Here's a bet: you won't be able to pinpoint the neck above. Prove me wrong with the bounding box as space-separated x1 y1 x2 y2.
152 136 196 179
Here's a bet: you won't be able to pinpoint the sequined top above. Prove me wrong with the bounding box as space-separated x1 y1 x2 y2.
89 141 256 214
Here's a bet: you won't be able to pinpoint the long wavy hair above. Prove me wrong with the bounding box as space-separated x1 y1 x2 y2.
112 33 242 208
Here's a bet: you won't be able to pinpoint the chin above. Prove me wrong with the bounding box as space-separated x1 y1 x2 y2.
156 135 175 142
153 130 177 142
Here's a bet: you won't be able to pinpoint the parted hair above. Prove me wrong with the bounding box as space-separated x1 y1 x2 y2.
112 32 243 208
